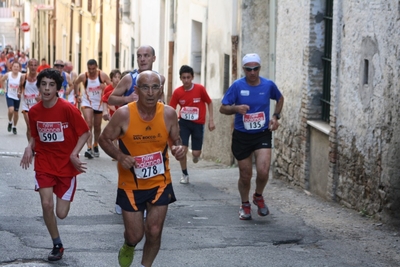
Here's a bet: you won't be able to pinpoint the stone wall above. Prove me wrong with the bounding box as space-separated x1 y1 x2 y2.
332 1 400 221
274 0 400 222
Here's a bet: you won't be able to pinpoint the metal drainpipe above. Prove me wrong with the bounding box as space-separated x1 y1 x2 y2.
68 3 74 61
115 0 120 69
78 10 82 73
98 0 103 69
47 11 50 65
52 0 56 62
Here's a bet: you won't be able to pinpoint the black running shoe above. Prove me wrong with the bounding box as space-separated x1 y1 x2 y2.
12 127 17 135
7 123 12 132
48 244 64 261
85 149 94 159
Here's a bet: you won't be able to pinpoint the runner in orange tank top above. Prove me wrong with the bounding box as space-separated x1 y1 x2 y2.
99 70 185 267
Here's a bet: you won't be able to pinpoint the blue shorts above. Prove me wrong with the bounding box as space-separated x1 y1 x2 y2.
231 129 272 161
6 95 20 111
117 183 176 212
179 119 204 151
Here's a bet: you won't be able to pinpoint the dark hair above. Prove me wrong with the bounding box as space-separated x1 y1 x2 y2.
36 68 64 91
109 69 121 79
179 65 194 77
121 70 131 77
87 59 98 66
149 46 155 56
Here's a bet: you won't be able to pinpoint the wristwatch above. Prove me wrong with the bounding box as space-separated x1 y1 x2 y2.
273 113 280 120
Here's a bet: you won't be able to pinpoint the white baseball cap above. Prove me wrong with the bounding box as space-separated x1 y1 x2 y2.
242 53 261 66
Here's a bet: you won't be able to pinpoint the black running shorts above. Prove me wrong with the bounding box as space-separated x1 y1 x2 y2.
231 129 272 161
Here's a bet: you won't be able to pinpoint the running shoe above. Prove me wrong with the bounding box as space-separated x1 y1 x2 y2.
253 194 270 216
192 156 200 163
118 243 135 267
7 123 12 132
180 174 189 184
48 244 64 261
93 145 100 157
115 204 122 215
12 127 17 135
84 149 94 159
239 203 252 220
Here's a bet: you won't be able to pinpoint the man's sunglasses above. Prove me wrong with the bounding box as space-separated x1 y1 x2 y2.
54 64 64 67
244 66 260 72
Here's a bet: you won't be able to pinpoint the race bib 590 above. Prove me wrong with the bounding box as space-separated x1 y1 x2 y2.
37 121 65 142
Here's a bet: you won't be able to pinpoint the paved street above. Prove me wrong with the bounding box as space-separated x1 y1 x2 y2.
0 95 399 267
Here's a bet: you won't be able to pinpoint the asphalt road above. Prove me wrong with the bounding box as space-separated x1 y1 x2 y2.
0 95 399 267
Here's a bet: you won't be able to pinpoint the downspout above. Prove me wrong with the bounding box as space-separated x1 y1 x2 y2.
98 0 103 69
47 9 50 64
37 11 40 59
68 3 74 61
52 0 56 62
115 0 120 69
166 0 175 104
78 10 82 73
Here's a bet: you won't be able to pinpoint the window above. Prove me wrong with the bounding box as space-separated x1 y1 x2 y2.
321 0 333 122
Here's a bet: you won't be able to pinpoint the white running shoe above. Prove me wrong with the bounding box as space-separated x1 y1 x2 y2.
180 174 189 184
115 204 122 215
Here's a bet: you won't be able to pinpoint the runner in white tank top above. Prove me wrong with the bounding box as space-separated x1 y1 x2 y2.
0 61 22 134
73 59 111 159
6 70 22 100
21 79 39 111
81 72 103 111
20 58 40 141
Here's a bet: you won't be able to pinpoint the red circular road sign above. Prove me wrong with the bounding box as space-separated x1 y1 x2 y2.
21 22 30 32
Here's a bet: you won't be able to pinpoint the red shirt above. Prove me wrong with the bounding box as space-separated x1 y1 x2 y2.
101 84 119 116
29 98 89 177
37 64 50 72
169 83 212 125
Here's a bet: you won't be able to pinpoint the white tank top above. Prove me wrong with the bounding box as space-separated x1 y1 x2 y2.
21 78 39 111
6 72 22 100
81 73 103 111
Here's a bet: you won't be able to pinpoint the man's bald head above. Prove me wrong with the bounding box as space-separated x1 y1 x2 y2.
136 70 161 85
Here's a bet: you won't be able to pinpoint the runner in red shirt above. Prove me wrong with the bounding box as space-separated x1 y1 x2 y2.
37 58 50 72
169 65 215 184
20 68 90 261
102 69 122 120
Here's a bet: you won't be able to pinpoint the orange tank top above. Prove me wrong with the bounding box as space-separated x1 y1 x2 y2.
118 102 171 190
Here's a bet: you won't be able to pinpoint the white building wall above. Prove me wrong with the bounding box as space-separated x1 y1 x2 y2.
132 0 163 73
